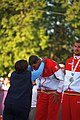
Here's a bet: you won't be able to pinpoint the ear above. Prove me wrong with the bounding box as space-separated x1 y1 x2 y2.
37 59 41 63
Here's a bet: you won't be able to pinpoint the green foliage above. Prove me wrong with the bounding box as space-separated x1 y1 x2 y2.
65 1 80 38
39 0 80 62
40 0 73 61
0 0 48 76
0 0 80 76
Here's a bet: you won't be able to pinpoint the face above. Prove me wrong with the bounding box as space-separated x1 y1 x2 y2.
73 42 80 56
31 60 41 70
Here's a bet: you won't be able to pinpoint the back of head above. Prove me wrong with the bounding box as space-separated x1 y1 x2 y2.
29 55 39 65
15 59 28 73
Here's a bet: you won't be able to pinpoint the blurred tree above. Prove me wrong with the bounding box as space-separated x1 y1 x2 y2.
65 1 80 38
0 0 48 76
0 0 80 76
40 0 80 62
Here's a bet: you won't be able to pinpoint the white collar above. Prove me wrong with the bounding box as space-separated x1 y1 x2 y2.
74 55 80 59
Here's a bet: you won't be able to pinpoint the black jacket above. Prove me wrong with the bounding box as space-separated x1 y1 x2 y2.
4 71 32 109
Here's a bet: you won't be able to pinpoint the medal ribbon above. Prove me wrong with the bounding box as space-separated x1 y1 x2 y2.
71 58 80 76
68 58 80 90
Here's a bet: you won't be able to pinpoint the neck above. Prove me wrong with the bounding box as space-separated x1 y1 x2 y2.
74 54 80 59
74 54 80 56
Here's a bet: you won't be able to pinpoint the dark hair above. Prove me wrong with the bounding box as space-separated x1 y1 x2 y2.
29 55 39 65
74 40 80 44
15 60 28 73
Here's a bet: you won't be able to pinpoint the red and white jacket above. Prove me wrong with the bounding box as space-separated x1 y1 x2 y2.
36 58 64 93
63 56 80 92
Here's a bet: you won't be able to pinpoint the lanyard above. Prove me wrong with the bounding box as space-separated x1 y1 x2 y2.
68 58 80 90
71 58 80 76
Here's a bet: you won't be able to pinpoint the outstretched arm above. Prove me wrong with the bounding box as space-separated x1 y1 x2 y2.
31 62 44 81
0 82 2 88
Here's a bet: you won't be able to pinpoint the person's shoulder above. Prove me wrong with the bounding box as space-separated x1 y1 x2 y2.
10 71 17 77
11 71 15 75
66 57 73 62
45 58 57 65
45 58 54 62
45 58 53 64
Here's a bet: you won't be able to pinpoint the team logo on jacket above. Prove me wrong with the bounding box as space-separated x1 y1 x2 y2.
68 63 72 65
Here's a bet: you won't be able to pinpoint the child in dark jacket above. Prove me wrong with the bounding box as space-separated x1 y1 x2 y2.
3 59 44 120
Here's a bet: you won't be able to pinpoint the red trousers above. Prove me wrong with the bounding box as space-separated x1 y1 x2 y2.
62 91 80 120
35 92 61 120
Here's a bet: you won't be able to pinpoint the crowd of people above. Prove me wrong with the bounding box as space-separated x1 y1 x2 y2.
0 40 80 120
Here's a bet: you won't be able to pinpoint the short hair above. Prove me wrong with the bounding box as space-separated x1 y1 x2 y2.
29 55 39 65
74 40 80 44
15 60 28 73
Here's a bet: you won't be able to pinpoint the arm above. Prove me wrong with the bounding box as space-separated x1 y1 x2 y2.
31 62 44 81
28 65 33 71
51 61 64 103
0 82 2 88
53 70 64 103
36 78 41 99
54 69 64 93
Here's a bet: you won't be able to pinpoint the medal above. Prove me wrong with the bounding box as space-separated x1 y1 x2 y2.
68 57 80 90
70 58 80 83
69 77 74 82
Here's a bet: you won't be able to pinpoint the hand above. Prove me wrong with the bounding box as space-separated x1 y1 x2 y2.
53 92 60 104
41 58 46 63
37 92 40 100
